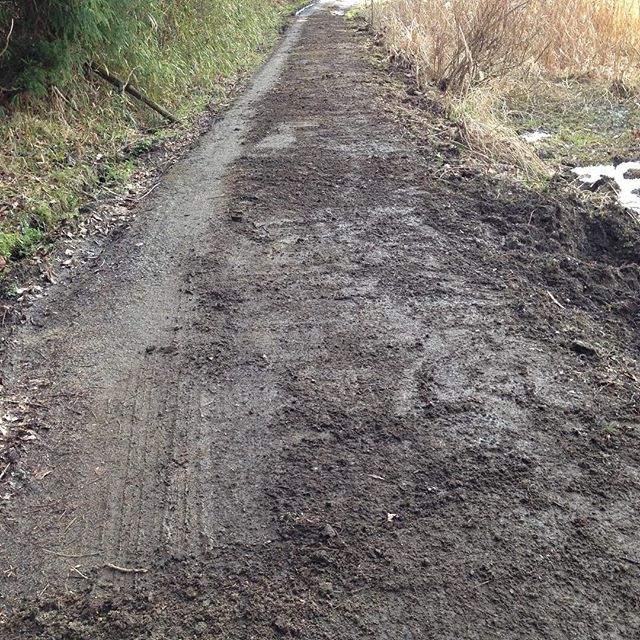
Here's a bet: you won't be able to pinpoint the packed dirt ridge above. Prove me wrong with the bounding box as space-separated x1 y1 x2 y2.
1 2 639 637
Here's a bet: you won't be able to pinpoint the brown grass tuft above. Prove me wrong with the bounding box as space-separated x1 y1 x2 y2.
373 0 640 177
376 0 640 93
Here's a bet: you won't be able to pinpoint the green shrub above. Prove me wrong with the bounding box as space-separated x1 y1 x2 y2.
0 1 284 101
0 0 294 270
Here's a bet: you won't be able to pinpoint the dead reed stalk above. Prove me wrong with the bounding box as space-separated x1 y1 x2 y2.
374 0 640 175
377 0 640 93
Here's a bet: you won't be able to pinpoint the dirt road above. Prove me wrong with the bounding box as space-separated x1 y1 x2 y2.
1 2 639 638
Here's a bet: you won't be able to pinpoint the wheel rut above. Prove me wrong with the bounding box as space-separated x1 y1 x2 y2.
0 5 309 601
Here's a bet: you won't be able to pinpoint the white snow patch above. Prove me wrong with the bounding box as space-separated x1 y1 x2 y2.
572 161 640 213
521 130 552 143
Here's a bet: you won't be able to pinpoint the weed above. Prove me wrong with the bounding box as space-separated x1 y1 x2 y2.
0 226 44 260
604 424 620 437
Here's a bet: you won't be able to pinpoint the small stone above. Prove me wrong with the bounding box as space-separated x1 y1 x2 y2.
273 616 298 635
570 340 599 358
318 580 334 594
310 550 333 565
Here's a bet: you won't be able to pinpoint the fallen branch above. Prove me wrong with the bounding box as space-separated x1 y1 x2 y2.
104 562 148 574
546 290 565 310
89 63 178 124
0 19 14 59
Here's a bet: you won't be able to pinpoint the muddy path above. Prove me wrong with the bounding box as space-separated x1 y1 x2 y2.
1 3 640 638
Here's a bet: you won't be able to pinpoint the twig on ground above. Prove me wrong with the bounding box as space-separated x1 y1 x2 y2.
104 562 149 574
0 463 10 481
136 182 160 202
476 577 495 587
42 549 99 558
63 516 78 533
71 565 90 580
546 290 565 309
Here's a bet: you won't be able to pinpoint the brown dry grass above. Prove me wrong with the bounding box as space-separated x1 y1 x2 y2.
376 0 640 93
373 0 640 177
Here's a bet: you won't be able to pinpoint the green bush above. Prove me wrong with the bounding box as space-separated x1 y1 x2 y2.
0 0 292 266
0 1 283 100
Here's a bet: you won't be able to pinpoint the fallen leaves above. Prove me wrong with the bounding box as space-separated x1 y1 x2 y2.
42 265 57 285
13 284 42 299
0 390 49 489
1 407 38 444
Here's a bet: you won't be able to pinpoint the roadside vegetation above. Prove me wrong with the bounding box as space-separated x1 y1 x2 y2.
371 0 640 179
0 0 298 265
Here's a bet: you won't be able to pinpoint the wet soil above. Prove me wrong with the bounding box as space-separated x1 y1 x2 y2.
1 4 639 638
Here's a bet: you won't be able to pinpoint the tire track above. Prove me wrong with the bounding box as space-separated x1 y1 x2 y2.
0 5 312 600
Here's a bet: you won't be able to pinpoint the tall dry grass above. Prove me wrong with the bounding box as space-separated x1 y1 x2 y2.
377 0 640 92
373 0 640 175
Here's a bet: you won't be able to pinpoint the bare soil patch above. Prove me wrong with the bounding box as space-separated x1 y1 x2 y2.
1 5 639 639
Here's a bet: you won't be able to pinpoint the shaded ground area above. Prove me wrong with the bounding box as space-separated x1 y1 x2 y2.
1 4 639 638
